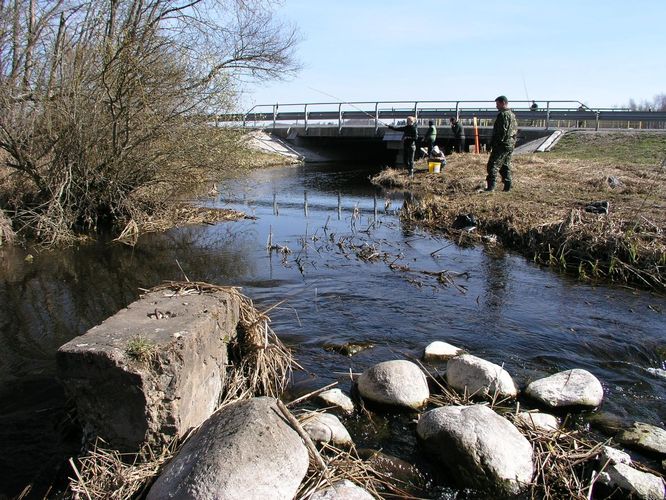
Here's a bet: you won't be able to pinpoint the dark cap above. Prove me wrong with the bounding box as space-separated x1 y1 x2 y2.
495 95 508 103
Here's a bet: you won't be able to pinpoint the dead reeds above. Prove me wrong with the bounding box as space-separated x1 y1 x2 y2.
518 425 606 500
373 137 666 291
114 206 248 246
68 438 178 500
295 443 418 500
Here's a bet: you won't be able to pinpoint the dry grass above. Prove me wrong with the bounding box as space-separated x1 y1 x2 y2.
295 443 419 500
68 438 177 500
114 205 249 245
374 134 666 291
514 421 607 499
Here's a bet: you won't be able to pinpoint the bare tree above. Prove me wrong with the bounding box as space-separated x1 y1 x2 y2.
625 93 666 111
0 0 299 244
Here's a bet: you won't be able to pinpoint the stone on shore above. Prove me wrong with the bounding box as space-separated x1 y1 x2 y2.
317 388 355 414
446 354 518 399
417 405 533 495
616 422 666 455
597 463 666 500
598 445 633 466
57 289 240 450
301 412 353 446
147 397 309 500
357 360 429 409
423 341 463 361
594 444 665 499
525 369 603 408
516 411 559 432
309 480 375 500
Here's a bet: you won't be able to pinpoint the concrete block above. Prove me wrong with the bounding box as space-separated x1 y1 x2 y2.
57 289 240 451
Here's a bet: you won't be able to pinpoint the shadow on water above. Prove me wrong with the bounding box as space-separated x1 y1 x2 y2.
1 161 665 496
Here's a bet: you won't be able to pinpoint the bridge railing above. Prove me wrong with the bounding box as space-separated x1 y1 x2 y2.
229 100 666 132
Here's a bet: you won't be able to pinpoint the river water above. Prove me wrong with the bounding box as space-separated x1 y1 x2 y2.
1 162 665 497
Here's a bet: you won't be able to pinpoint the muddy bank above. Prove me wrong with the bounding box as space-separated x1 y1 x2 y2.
372 131 666 291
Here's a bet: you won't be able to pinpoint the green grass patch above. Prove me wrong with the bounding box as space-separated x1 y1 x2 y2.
125 336 156 363
547 131 666 166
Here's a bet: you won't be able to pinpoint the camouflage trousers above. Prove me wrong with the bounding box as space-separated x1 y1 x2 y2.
486 147 513 186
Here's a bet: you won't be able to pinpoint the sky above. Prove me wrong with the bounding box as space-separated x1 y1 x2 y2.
241 0 665 112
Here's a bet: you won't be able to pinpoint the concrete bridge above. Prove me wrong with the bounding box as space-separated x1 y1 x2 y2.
220 100 666 163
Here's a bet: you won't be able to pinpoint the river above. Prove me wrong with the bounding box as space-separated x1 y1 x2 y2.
1 161 664 497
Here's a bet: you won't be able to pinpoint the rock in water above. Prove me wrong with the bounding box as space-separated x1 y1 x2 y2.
525 369 603 408
446 354 518 399
417 405 533 495
357 360 429 409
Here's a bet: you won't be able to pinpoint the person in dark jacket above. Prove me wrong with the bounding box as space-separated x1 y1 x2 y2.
449 117 465 153
388 116 418 177
486 95 517 192
424 120 437 156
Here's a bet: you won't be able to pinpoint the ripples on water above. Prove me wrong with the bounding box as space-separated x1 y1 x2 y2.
0 162 664 496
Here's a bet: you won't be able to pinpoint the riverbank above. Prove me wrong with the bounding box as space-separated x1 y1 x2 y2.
0 127 291 247
373 131 666 292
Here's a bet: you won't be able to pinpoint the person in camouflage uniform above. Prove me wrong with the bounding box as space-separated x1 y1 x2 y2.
486 95 517 191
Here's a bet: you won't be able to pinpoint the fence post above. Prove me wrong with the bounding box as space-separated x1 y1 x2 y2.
338 103 343 134
455 101 460 120
375 102 379 135
595 112 600 131
473 116 480 154
545 101 551 130
304 104 308 133
414 101 418 121
273 104 278 130
337 192 342 220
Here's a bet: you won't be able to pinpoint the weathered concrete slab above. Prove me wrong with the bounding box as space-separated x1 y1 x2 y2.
57 289 240 450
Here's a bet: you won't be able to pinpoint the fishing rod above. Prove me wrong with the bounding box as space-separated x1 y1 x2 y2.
307 86 393 127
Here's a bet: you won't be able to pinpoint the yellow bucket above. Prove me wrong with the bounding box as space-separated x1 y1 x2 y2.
428 161 441 173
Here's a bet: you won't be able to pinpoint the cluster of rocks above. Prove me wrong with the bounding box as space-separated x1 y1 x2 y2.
145 341 664 498
56 289 665 498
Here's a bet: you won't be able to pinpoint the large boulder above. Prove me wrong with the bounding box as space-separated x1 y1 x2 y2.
525 369 603 408
301 412 353 446
417 405 533 495
147 397 309 500
616 422 666 455
357 360 429 409
446 354 518 399
57 289 240 450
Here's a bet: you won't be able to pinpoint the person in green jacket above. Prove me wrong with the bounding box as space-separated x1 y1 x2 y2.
424 120 437 156
486 95 517 192
449 117 465 153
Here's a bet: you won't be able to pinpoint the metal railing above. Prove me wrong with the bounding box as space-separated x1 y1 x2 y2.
225 100 666 132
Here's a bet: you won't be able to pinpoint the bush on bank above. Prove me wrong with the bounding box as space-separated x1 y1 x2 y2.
0 0 299 246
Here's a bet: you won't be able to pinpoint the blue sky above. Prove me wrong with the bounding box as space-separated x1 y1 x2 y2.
242 0 665 111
